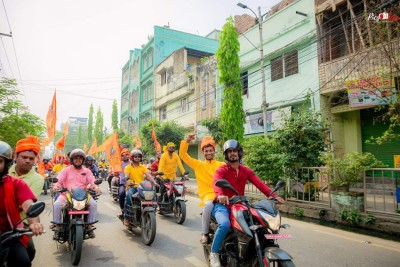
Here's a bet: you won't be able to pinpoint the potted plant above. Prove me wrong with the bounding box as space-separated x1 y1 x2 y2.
321 152 386 211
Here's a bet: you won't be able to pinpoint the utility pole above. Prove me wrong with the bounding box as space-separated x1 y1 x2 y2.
258 6 268 136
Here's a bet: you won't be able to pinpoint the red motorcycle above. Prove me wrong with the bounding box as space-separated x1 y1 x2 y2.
203 180 294 267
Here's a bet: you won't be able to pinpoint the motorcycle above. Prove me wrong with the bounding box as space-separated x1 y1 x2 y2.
109 172 120 202
50 178 102 266
120 180 158 246
0 202 46 266
203 180 294 267
43 169 54 195
157 171 189 225
100 167 108 181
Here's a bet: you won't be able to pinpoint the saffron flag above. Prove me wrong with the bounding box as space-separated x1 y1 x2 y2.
151 123 161 151
55 135 66 150
96 141 106 153
83 143 87 152
46 91 57 140
105 132 122 172
88 138 97 156
134 132 142 149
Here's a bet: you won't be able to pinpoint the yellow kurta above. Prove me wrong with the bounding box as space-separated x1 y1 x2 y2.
158 152 185 180
179 141 224 206
124 163 149 189
52 164 67 173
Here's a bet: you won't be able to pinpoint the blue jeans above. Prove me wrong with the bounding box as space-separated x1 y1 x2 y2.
211 203 231 253
124 187 138 219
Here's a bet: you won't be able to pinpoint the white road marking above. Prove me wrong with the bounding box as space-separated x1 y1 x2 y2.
184 256 207 267
313 229 400 253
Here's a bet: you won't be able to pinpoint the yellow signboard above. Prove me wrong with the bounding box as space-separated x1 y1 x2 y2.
394 155 400 168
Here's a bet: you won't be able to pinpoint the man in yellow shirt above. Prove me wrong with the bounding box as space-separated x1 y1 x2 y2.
123 149 157 226
179 134 224 244
52 156 67 174
158 142 187 202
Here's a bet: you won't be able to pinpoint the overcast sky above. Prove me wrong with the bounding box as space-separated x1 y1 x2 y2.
0 0 281 131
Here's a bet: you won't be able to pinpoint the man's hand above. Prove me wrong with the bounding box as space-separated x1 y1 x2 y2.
217 195 229 205
29 222 44 236
275 196 285 204
186 133 196 143
95 186 102 195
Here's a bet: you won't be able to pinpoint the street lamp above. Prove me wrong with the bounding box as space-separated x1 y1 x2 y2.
237 3 268 136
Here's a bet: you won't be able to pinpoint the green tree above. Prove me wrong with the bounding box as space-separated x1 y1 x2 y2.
200 116 224 149
87 104 94 146
140 119 185 156
94 107 104 145
112 100 119 132
118 129 133 149
216 16 245 142
0 78 45 146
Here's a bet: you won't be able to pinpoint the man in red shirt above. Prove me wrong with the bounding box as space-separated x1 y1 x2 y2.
0 141 44 266
209 139 285 267
150 150 162 176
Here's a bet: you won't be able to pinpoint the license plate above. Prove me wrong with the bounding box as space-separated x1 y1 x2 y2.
264 233 292 239
68 210 90 215
141 201 157 205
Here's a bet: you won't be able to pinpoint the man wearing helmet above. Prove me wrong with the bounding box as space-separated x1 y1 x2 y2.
0 141 44 266
51 149 101 235
209 140 285 267
37 156 54 178
179 133 225 244
123 149 158 226
84 155 99 178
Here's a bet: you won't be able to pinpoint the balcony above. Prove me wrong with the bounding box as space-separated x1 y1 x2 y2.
319 40 400 95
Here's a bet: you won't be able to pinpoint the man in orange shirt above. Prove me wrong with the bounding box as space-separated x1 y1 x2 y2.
37 157 53 178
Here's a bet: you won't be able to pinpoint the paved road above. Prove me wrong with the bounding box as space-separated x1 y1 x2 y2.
31 182 400 267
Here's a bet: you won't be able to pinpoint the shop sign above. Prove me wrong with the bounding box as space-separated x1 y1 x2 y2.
244 107 291 134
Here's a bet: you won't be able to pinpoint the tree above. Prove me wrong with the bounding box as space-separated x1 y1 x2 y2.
87 104 94 146
0 78 45 146
140 119 185 156
94 107 104 145
111 100 119 132
200 116 224 149
216 16 245 142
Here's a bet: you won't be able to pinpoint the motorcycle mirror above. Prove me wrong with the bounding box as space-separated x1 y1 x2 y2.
48 177 58 183
94 179 103 185
271 180 286 194
14 202 46 227
215 179 239 195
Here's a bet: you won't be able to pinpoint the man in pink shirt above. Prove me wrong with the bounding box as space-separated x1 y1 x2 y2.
52 149 101 231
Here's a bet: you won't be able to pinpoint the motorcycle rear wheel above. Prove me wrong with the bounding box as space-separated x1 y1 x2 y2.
71 225 83 266
141 212 156 246
174 200 186 224
43 181 48 195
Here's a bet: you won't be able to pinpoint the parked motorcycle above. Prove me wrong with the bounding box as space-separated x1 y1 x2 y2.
203 180 294 267
157 171 189 224
50 178 102 266
120 180 158 246
0 202 45 266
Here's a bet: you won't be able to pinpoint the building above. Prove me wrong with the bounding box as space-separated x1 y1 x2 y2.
60 117 88 135
237 0 320 136
120 26 219 134
316 0 400 166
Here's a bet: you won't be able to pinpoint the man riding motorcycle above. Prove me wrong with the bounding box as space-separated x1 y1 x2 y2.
51 149 101 236
0 141 44 267
209 140 285 267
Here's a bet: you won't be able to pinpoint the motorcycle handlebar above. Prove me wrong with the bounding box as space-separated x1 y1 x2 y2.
1 229 33 244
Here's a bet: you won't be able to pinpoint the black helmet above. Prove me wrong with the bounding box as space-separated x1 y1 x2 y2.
0 141 13 160
70 149 86 160
223 139 243 161
86 155 94 161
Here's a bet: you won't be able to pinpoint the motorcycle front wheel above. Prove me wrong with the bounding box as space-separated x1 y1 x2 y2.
203 244 212 267
141 211 156 246
174 200 186 224
262 259 295 267
70 224 83 266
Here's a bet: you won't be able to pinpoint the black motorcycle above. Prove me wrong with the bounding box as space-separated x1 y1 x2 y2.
50 178 102 266
120 180 158 246
0 202 45 266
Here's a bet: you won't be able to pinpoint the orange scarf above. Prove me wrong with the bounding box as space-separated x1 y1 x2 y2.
3 175 29 247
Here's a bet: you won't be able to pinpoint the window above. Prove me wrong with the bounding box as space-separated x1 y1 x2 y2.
284 50 298 77
142 84 147 103
271 50 298 81
240 71 248 95
181 97 189 113
159 107 167 120
161 71 167 86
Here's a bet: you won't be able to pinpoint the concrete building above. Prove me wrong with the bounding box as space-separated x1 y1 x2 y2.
120 26 219 134
237 0 320 136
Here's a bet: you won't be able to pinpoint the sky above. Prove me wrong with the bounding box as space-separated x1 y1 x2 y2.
0 0 281 131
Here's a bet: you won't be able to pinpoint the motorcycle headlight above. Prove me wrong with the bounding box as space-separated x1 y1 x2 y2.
143 190 155 201
72 199 86 210
175 185 184 195
258 210 281 231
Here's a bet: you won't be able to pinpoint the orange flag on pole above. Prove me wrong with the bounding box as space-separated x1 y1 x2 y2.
88 138 97 156
55 121 69 151
151 123 161 151
105 132 122 172
83 143 87 153
46 91 57 140
134 132 142 149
